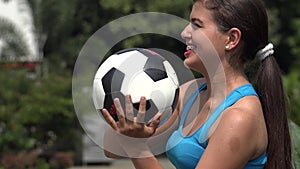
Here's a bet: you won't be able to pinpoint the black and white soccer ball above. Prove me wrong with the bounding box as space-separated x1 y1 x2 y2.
93 48 179 123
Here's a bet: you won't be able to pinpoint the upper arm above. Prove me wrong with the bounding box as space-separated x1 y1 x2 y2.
195 107 261 169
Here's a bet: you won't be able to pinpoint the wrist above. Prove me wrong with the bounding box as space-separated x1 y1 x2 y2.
117 134 153 158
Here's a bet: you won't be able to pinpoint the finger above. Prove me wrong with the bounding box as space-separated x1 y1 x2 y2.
138 96 146 112
113 98 125 126
101 108 118 130
125 95 134 122
146 112 161 136
148 118 161 134
136 96 146 123
136 111 146 124
147 112 162 126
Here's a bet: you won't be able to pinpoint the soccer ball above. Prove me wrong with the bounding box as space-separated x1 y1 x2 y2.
93 48 179 123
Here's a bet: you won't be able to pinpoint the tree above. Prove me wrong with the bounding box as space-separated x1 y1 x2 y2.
0 0 39 62
265 0 300 73
0 18 30 61
0 68 76 147
0 69 78 168
1 0 299 167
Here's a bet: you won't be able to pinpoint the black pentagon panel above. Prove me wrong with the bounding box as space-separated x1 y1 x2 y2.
133 99 158 123
171 88 180 111
143 52 166 71
103 92 125 122
143 52 167 82
144 69 167 82
132 99 151 112
102 67 124 93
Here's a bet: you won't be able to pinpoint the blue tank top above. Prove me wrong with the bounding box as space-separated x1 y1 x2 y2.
166 83 267 169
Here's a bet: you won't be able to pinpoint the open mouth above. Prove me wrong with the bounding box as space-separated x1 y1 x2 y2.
184 45 194 57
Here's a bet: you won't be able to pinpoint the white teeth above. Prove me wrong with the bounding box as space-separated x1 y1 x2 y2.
186 45 194 50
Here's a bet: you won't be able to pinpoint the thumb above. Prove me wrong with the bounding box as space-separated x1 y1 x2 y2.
148 112 162 128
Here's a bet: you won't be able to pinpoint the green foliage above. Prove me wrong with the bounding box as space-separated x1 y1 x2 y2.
288 18 300 67
26 0 193 73
0 69 35 153
283 69 300 126
99 0 191 18
0 69 77 154
98 0 191 56
267 8 281 45
264 0 300 73
1 0 300 166
20 73 74 123
290 121 300 169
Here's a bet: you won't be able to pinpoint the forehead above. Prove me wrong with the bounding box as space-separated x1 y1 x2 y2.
190 1 213 22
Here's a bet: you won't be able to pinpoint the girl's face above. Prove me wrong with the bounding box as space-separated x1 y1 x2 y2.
181 1 228 75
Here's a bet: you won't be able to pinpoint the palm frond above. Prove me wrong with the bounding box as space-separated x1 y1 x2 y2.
0 17 30 62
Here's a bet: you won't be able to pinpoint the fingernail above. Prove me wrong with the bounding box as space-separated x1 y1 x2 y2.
114 98 119 103
154 112 162 120
125 95 130 101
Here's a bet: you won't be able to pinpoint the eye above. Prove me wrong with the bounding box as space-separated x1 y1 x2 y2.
190 18 203 29
191 22 201 29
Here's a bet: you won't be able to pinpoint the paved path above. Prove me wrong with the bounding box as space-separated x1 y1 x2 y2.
69 158 174 169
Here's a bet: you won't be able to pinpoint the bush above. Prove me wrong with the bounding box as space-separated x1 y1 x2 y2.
0 69 80 168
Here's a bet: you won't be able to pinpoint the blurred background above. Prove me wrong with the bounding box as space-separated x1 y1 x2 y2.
0 0 299 168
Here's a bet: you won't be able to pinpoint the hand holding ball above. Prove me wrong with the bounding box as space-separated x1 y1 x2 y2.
93 48 179 123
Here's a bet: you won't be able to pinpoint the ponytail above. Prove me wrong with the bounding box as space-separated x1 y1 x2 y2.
255 56 293 169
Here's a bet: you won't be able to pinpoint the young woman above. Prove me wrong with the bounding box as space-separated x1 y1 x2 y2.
101 0 293 168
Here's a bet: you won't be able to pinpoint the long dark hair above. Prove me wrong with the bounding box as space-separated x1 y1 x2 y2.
196 0 293 168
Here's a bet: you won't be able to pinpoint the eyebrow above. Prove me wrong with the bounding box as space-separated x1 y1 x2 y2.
191 18 203 24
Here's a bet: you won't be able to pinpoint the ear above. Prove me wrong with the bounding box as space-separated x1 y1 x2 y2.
225 28 241 51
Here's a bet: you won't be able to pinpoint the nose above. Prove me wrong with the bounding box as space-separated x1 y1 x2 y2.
181 23 192 41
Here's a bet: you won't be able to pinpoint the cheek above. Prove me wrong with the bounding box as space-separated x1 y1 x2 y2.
191 31 222 73
192 31 207 48
192 31 216 59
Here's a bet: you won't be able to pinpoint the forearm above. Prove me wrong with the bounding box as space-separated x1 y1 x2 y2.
132 156 164 169
120 138 164 169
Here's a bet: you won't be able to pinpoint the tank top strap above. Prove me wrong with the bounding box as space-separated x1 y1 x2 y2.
198 83 258 143
179 82 207 128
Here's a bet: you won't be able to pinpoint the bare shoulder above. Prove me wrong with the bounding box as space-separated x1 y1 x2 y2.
226 95 266 129
198 96 268 168
226 96 263 124
210 95 268 158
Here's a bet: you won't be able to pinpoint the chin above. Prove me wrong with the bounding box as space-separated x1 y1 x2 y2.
184 60 205 75
183 60 196 70
183 60 190 68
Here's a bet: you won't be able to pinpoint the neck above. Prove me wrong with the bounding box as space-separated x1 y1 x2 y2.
203 63 249 102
